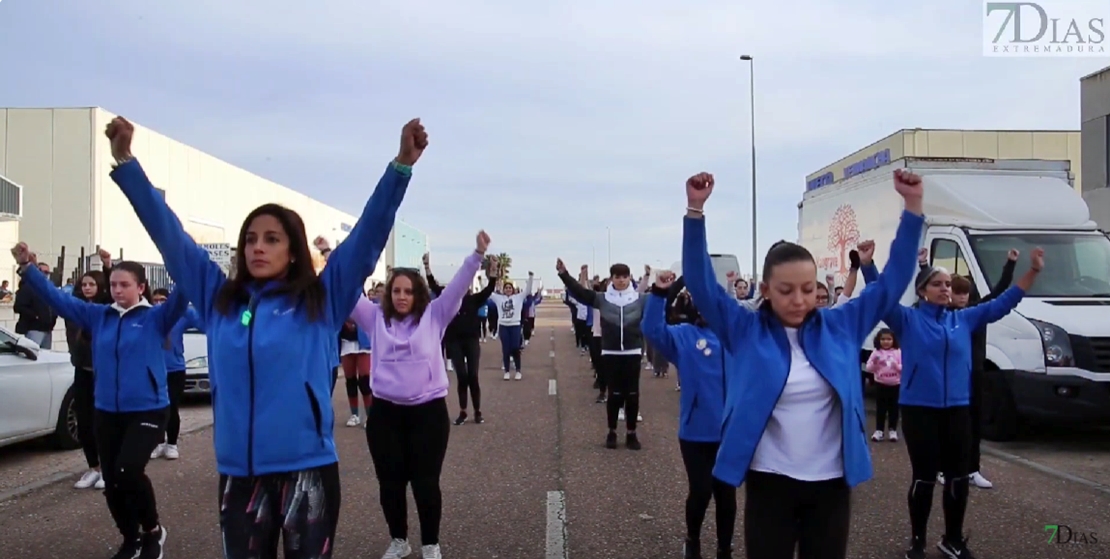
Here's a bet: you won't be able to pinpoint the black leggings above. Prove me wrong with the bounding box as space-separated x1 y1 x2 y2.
96 408 168 540
743 471 851 559
603 354 641 431
572 319 590 349
969 370 983 473
487 314 498 337
679 440 737 553
165 370 186 445
219 462 341 559
447 337 482 411
479 316 488 338
523 316 535 341
874 384 900 432
589 337 603 389
74 368 99 469
367 397 451 545
901 405 972 547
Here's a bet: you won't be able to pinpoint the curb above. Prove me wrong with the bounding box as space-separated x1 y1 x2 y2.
0 421 215 503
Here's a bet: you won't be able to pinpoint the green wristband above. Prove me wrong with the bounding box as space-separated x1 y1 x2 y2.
391 160 413 176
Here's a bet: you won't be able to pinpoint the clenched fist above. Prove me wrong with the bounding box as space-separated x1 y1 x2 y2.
10 242 35 266
475 230 491 254
655 270 676 289
556 258 567 274
313 236 331 252
104 117 135 162
857 240 876 266
686 172 715 210
396 119 429 166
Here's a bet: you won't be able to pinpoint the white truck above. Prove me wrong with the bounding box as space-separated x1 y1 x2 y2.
798 157 1110 441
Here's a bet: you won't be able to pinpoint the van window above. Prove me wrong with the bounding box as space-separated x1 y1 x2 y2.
930 239 970 277
971 233 1110 297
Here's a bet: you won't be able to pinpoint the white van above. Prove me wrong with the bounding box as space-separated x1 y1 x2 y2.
799 157 1110 440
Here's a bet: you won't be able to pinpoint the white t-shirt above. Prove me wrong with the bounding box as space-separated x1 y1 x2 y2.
749 327 845 481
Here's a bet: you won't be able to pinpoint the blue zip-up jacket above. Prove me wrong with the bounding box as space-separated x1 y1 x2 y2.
860 264 1025 407
163 307 204 372
682 210 923 487
20 264 187 413
477 301 488 318
641 290 725 442
111 158 408 476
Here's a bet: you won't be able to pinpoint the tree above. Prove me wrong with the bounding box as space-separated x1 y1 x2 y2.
827 204 860 275
495 252 512 280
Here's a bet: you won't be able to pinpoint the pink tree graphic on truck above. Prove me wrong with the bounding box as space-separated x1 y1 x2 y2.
827 204 860 275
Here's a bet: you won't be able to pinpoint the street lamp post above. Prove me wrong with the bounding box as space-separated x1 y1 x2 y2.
606 227 612 270
740 54 757 279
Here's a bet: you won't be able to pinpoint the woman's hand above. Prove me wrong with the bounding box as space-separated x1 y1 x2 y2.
555 258 567 274
857 240 876 267
313 236 331 253
686 172 714 215
104 117 135 163
1029 247 1044 272
10 242 35 267
475 230 490 255
893 169 924 215
396 119 429 166
655 270 676 290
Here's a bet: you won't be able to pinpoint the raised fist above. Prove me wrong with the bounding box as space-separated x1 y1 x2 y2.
97 247 112 261
655 270 676 289
104 117 135 162
685 172 715 209
475 230 491 254
422 252 430 265
556 258 567 274
893 169 923 200
313 236 330 252
917 247 929 265
1007 249 1019 262
857 240 876 265
396 119 428 166
849 249 861 270
487 258 500 277
825 273 836 288
581 264 588 272
726 270 737 280
10 242 34 266
1030 247 1045 271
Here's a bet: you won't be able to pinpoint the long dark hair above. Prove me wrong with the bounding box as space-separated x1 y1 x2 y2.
872 327 899 349
74 270 109 304
379 268 432 326
214 204 326 321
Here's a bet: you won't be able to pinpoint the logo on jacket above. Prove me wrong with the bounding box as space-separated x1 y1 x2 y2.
501 298 515 319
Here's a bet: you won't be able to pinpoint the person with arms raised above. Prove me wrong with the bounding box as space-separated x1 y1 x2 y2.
487 271 534 380
105 115 426 559
682 169 924 559
349 230 490 559
12 243 187 559
148 287 204 461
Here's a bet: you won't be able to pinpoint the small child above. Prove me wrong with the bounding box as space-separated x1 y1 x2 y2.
865 328 902 442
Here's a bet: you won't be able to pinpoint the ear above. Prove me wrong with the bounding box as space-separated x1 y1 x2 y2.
758 281 770 297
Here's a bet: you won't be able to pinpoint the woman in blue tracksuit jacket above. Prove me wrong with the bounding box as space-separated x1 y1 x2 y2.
682 169 924 559
148 287 204 461
12 246 186 559
860 249 1043 559
641 270 735 559
104 115 424 559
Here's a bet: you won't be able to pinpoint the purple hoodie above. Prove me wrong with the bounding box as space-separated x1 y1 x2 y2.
352 251 483 405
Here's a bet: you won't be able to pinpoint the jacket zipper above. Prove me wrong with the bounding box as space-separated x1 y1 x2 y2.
619 303 625 351
938 307 950 407
246 295 261 476
114 318 124 412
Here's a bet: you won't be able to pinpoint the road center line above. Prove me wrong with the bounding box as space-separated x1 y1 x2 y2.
548 379 557 395
546 490 568 559
549 350 556 358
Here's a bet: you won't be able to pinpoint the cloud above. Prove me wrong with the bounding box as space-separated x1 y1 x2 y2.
1 0 1107 280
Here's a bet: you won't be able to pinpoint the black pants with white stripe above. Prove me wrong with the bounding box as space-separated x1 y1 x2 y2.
743 471 850 559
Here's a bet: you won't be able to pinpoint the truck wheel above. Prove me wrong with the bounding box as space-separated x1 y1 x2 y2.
981 373 1019 442
51 386 82 450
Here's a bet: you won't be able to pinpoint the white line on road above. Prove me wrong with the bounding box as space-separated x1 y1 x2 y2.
549 350 556 358
546 490 569 559
548 379 557 395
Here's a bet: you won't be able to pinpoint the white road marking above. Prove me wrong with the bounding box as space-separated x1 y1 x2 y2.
548 379 557 395
549 350 556 358
546 490 568 559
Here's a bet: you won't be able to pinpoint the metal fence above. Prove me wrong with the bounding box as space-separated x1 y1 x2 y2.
52 246 172 291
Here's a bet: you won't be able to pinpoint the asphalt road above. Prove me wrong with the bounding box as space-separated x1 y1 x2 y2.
1 306 1108 558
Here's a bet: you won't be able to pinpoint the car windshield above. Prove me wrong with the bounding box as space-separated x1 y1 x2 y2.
970 232 1110 297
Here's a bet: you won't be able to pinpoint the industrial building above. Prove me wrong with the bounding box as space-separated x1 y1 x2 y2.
0 107 428 287
1081 67 1110 228
805 128 1082 193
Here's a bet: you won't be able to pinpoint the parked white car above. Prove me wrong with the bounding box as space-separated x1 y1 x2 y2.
0 325 81 450
183 330 210 394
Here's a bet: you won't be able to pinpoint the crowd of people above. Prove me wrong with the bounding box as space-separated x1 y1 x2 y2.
10 116 1044 559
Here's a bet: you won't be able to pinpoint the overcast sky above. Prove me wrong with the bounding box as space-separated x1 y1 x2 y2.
1 0 1107 281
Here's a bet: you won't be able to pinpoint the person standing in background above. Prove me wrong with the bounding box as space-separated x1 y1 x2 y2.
15 261 58 348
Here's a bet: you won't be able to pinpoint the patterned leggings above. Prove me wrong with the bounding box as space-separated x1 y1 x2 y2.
218 462 341 559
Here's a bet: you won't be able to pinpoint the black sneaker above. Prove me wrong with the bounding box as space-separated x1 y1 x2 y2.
110 538 141 559
683 538 702 559
595 393 606 404
905 545 926 559
453 411 468 426
937 536 976 559
605 432 618 449
716 547 732 559
139 526 167 559
626 432 642 450
474 411 484 424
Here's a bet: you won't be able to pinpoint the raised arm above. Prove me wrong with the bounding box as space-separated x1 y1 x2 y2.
472 259 498 304
977 250 1018 306
428 232 488 326
152 288 190 335
830 169 925 341
841 249 861 298
524 271 534 299
962 248 1041 331
641 272 681 363
319 120 425 330
106 118 225 321
556 260 598 307
682 172 755 350
11 246 99 330
349 294 381 333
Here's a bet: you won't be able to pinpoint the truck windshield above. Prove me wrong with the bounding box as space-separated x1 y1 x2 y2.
970 233 1110 297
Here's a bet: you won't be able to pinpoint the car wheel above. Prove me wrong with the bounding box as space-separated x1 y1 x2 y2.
52 386 82 450
981 371 1020 442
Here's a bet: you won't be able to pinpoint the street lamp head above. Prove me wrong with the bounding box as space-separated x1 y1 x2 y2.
740 54 753 60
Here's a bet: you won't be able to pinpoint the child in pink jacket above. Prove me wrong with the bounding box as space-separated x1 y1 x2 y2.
866 328 902 442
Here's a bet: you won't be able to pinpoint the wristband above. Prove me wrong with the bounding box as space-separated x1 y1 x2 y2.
391 160 413 176
686 206 704 214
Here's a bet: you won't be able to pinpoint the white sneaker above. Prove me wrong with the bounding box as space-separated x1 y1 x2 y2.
646 362 654 370
937 472 946 484
871 430 884 442
675 384 681 391
514 372 522 381
421 544 443 559
447 362 454 372
346 415 361 427
95 477 105 489
970 471 993 489
74 469 101 489
618 409 626 421
150 444 166 459
163 444 179 460
381 538 412 559
637 413 643 422
888 430 899 442
524 340 530 347
503 371 511 381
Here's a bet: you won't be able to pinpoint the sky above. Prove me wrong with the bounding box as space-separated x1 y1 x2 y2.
1 0 1108 283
